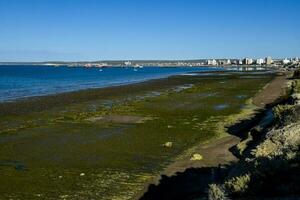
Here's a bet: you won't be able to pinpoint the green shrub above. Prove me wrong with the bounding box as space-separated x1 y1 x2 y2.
235 134 253 157
293 69 300 79
225 174 251 194
291 80 300 94
208 184 228 200
273 104 298 126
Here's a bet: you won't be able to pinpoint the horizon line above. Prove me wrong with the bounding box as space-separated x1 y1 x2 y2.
0 57 298 63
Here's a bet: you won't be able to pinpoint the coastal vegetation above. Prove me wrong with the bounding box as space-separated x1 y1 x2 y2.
0 71 274 200
205 70 300 200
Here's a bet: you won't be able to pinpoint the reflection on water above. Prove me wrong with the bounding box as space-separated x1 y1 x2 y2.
0 66 221 102
214 104 229 110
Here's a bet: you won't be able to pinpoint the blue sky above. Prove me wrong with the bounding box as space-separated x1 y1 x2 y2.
0 0 299 61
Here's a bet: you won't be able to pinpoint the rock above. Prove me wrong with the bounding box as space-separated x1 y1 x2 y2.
163 142 173 148
58 176 63 179
80 173 85 176
292 93 300 104
291 93 300 99
59 195 69 199
190 153 203 161
167 125 173 128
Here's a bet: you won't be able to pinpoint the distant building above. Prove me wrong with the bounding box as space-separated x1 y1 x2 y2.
84 63 93 68
231 60 238 65
283 58 291 64
207 59 217 65
292 57 299 64
265 56 273 65
256 58 265 65
124 61 132 66
238 60 243 65
243 58 253 65
217 59 231 65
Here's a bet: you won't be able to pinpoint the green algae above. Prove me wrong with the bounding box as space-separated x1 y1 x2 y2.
0 71 274 200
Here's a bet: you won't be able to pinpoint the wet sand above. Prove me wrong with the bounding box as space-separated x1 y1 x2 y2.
137 73 288 200
0 70 280 200
159 75 288 176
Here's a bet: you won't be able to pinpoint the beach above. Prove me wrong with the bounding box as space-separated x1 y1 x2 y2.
0 69 281 200
138 73 288 200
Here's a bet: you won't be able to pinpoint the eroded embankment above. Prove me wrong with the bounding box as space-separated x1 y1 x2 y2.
206 71 300 200
138 72 289 200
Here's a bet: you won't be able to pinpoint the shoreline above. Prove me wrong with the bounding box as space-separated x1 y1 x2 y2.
0 69 266 116
0 69 280 200
0 68 226 104
136 73 288 200
0 68 275 105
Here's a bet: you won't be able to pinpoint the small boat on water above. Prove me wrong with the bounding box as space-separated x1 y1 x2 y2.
134 64 143 69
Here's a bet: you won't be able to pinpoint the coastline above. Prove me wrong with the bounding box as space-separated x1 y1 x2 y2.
136 73 288 200
0 69 280 200
0 69 242 116
0 67 225 104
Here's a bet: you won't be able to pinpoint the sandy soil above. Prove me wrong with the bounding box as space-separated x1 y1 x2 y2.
88 115 151 124
136 73 288 200
252 74 288 107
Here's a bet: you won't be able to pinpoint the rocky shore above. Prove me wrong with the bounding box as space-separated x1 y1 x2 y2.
139 70 300 200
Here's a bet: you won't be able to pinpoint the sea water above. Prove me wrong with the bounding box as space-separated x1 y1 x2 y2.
0 65 220 102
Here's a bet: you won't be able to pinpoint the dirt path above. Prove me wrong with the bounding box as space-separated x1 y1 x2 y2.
136 73 288 200
161 135 240 177
252 74 288 107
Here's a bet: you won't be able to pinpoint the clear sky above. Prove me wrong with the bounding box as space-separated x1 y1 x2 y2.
0 0 299 61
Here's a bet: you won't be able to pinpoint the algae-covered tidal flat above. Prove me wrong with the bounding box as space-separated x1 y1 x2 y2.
0 71 274 200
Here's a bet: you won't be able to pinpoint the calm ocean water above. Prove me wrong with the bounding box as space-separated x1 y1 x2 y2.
0 65 221 102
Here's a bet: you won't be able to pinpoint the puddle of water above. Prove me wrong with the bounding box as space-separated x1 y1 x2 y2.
0 160 27 171
173 84 194 92
135 91 162 100
102 100 114 109
214 104 229 110
236 95 248 99
182 73 201 76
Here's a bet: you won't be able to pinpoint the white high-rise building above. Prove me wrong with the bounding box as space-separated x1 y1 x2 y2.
256 58 265 65
124 61 132 66
265 56 273 65
244 58 253 65
283 58 291 64
207 59 217 65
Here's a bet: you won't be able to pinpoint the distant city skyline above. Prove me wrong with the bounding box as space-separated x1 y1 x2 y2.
0 0 300 62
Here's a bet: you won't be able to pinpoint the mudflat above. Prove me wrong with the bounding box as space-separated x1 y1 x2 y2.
0 70 277 200
138 73 288 200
